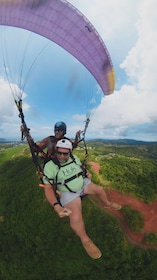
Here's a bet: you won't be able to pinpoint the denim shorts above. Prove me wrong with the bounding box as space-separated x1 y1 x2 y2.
59 177 91 206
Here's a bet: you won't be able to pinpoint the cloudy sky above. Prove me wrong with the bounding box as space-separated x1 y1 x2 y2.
0 0 157 142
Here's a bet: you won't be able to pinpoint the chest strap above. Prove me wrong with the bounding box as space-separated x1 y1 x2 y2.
57 171 84 193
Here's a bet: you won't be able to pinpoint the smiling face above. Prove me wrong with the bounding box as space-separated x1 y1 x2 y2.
56 148 70 163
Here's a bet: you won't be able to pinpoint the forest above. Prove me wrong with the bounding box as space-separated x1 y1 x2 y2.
0 141 157 280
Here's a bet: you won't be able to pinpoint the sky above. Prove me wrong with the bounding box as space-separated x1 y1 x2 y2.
0 0 157 142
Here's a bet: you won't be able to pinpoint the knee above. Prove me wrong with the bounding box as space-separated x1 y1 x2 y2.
70 211 83 225
96 186 104 195
70 215 84 232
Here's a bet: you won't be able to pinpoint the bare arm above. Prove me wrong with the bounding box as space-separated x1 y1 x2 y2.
37 137 49 150
43 184 72 218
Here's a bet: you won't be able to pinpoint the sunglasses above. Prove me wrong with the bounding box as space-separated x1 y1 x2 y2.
54 129 63 133
57 151 69 156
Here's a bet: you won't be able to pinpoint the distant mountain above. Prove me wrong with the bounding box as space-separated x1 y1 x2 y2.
0 138 19 144
87 139 157 145
1 137 157 146
0 138 6 143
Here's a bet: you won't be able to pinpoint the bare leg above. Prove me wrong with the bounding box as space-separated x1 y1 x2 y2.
84 182 121 210
65 197 90 243
84 182 111 206
65 197 102 259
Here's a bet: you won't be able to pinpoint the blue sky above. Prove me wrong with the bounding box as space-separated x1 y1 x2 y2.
0 0 157 142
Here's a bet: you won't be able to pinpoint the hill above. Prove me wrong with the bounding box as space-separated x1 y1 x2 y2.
0 138 6 142
87 138 157 145
1 137 157 145
0 143 157 279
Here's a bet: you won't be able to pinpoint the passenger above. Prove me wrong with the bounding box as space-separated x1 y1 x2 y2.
42 139 121 259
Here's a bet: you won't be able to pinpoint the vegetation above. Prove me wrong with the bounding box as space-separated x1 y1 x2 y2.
121 205 145 233
144 232 157 245
83 141 157 203
0 142 157 279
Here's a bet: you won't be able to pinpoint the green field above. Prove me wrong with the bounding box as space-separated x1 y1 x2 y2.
76 140 157 203
0 141 157 280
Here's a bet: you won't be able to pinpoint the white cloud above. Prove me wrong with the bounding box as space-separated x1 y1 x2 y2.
69 0 138 40
121 0 157 92
0 77 30 138
79 0 157 140
0 77 14 116
0 0 157 141
90 84 157 133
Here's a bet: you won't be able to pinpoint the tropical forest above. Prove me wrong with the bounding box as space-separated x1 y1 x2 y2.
0 140 157 280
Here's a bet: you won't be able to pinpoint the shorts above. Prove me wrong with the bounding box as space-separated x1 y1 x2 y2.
59 177 91 206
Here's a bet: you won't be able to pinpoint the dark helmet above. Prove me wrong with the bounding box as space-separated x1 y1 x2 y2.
54 121 67 135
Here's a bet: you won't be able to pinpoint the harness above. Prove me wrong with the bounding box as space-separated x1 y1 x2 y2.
15 99 44 180
14 99 89 200
51 155 85 193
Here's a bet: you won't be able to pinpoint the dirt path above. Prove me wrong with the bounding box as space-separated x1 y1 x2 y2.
89 161 157 249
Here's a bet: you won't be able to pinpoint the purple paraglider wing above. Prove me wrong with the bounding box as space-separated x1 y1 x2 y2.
0 0 115 95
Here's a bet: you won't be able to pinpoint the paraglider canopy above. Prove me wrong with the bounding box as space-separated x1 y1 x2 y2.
0 0 115 96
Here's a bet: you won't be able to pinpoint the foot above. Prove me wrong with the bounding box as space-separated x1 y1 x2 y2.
82 239 102 259
104 202 121 210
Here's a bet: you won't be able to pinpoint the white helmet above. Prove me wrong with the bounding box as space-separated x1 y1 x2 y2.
56 139 72 150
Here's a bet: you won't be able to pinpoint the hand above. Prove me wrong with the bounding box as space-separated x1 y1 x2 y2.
55 205 72 218
86 172 92 179
75 130 81 140
20 125 25 132
20 124 30 134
